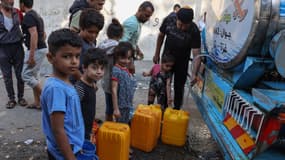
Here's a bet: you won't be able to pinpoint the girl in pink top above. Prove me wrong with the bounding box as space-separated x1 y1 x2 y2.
142 54 175 109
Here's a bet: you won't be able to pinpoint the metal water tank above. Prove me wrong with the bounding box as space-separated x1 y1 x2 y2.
204 0 285 69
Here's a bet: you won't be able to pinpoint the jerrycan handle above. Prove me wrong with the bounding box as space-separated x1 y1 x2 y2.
169 108 183 118
137 109 156 117
137 109 152 115
105 124 128 132
168 107 189 118
170 109 179 115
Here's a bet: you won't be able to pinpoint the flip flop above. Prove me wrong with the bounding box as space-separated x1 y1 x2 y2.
26 104 41 110
6 100 17 109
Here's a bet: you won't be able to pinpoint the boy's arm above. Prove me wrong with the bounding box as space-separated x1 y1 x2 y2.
111 80 121 118
50 112 76 160
27 26 38 67
166 77 173 107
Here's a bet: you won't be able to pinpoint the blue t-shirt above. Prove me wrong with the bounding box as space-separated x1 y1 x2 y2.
121 15 141 49
41 77 84 160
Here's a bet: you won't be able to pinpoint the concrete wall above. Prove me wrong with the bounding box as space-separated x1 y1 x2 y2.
15 0 203 60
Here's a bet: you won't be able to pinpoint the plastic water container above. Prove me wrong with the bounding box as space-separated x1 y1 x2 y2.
77 140 99 160
131 105 159 152
137 104 162 138
97 122 130 160
150 104 162 138
161 107 190 146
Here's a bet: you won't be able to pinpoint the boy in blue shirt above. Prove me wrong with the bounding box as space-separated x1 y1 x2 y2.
41 28 84 160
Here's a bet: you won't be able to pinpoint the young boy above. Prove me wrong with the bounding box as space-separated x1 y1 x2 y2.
74 48 107 140
71 8 104 82
143 54 175 109
41 28 84 160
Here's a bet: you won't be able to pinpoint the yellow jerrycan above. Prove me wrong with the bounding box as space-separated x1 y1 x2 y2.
161 107 189 146
131 104 160 152
97 121 130 160
137 104 162 138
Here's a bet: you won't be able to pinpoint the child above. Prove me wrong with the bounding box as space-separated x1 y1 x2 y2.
74 48 107 140
111 42 136 123
142 54 175 109
20 0 48 110
71 8 104 82
98 18 124 121
41 28 84 160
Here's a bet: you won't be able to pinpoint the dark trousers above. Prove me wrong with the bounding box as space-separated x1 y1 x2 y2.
0 43 24 100
173 58 189 110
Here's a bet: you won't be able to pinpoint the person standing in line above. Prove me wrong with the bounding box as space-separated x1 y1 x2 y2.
69 0 105 33
111 42 136 124
74 48 107 140
41 28 84 160
120 1 154 74
97 18 123 121
20 0 48 110
70 8 104 83
153 7 201 110
0 0 27 109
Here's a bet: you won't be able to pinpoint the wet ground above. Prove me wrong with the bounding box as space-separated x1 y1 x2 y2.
0 60 222 160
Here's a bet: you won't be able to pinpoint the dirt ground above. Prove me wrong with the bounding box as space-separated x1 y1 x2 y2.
0 60 222 160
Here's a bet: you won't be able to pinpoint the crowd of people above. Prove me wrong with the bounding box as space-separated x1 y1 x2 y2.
0 0 201 159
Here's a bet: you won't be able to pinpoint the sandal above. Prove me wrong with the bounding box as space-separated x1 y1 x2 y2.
18 98 28 106
6 100 17 109
27 104 41 110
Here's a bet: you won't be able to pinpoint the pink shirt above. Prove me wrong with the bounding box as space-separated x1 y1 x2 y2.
151 64 161 77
